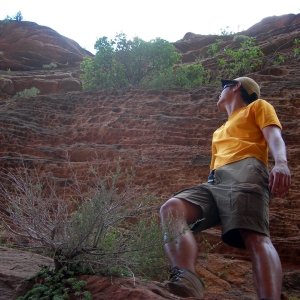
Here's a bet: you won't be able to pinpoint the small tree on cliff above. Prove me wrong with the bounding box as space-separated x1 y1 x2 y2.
80 33 181 90
4 10 23 21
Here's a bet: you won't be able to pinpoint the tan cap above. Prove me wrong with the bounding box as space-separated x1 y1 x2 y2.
221 77 260 98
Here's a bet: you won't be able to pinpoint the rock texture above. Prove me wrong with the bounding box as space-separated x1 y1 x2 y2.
0 247 53 299
0 13 300 300
0 20 93 97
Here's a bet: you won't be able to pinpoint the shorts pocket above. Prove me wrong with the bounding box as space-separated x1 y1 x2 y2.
230 183 265 216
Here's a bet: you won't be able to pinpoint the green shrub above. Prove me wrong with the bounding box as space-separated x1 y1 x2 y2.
233 35 249 42
4 10 23 21
43 62 57 69
273 55 285 65
220 37 264 77
294 38 300 58
220 26 235 36
14 87 40 98
0 160 177 281
18 265 92 300
207 39 223 57
141 63 209 89
80 32 181 90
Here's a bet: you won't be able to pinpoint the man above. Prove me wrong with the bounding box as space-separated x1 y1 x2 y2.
159 77 291 300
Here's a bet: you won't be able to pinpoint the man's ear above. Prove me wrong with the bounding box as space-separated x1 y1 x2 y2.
233 82 242 93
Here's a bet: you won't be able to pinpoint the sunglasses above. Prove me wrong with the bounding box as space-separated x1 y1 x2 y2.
222 83 236 91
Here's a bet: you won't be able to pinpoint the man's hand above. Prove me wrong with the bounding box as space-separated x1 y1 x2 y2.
262 125 291 197
269 163 291 197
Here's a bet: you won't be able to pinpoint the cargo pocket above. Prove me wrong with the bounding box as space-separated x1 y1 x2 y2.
230 183 265 217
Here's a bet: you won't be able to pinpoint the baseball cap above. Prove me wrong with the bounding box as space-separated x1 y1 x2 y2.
221 77 260 98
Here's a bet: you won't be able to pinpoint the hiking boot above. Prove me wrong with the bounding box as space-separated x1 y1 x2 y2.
158 267 204 298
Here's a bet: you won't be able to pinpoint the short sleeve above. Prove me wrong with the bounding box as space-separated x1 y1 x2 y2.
253 100 282 130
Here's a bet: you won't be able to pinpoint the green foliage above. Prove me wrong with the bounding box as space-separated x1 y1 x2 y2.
273 55 285 65
220 26 235 36
220 37 264 77
233 35 249 42
18 265 92 300
43 62 57 69
294 38 300 58
202 236 221 257
7 68 11 73
0 160 172 281
4 11 23 21
14 87 40 98
80 32 181 90
0 51 4 56
207 39 223 56
216 257 233 279
141 63 208 88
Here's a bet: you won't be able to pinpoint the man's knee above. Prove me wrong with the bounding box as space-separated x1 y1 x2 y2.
160 197 184 219
239 229 272 249
160 198 202 224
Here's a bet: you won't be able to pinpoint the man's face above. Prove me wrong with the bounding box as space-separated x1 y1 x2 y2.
217 84 236 111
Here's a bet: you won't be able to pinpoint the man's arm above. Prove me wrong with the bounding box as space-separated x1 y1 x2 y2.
262 125 291 197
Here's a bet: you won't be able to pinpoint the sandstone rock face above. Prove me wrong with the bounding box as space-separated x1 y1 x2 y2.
0 20 92 71
173 13 300 65
0 20 93 98
0 68 83 97
0 247 53 299
0 14 300 300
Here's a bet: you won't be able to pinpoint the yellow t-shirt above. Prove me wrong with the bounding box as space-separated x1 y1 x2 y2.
210 99 282 170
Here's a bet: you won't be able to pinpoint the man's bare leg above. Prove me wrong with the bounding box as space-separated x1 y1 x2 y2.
160 197 203 273
240 229 282 300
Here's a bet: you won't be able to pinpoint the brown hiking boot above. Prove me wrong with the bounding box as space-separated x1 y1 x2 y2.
158 267 204 298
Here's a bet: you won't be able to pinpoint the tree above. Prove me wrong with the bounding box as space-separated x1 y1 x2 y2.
80 33 181 90
4 10 23 21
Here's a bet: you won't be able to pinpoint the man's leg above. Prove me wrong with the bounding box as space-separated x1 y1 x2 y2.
160 197 203 273
239 229 282 300
159 197 205 298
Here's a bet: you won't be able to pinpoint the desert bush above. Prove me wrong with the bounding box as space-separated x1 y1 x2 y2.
218 37 264 78
0 159 177 281
294 38 300 58
43 62 57 69
80 32 181 90
18 265 92 300
220 26 235 36
233 35 249 42
207 39 223 57
141 63 209 88
4 11 23 22
14 87 40 98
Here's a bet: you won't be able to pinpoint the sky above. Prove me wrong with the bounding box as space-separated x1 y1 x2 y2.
1 0 299 54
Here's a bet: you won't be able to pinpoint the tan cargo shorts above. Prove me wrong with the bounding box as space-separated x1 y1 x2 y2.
173 157 270 249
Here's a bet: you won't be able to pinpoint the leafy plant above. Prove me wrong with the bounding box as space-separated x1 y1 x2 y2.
43 62 57 69
233 35 249 42
4 11 23 21
80 32 181 90
0 159 174 281
220 26 234 36
18 265 92 300
207 39 223 57
202 236 221 258
216 257 233 278
273 54 285 65
294 38 300 58
14 87 40 98
141 63 209 88
220 37 264 77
